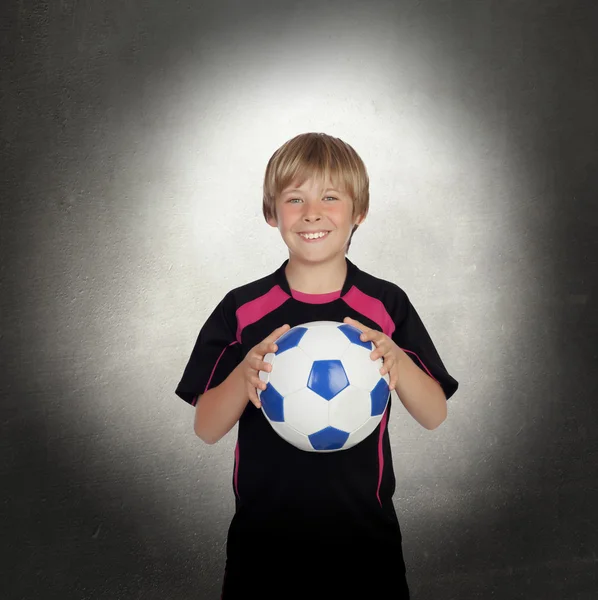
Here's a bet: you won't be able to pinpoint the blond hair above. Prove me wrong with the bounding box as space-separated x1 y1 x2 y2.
262 133 369 254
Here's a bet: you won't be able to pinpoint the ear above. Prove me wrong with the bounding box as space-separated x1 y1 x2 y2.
354 212 367 226
267 215 278 228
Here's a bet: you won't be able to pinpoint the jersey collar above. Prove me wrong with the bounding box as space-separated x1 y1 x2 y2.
274 257 358 299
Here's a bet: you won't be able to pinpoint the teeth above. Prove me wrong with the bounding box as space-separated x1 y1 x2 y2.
300 231 328 240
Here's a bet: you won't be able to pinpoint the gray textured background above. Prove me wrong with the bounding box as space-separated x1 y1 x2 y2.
1 1 597 599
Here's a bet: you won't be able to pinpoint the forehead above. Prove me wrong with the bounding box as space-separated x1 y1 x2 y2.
280 174 347 195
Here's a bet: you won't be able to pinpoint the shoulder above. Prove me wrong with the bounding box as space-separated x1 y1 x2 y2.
221 268 280 312
353 263 410 314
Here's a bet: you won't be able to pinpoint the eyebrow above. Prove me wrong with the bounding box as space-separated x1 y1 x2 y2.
281 188 343 195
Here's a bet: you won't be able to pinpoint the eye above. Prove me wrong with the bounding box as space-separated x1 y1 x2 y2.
286 196 338 204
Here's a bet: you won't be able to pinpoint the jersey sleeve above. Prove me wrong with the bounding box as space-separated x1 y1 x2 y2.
391 290 459 401
175 291 243 407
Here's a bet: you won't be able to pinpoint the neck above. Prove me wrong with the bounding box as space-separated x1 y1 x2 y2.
285 254 348 294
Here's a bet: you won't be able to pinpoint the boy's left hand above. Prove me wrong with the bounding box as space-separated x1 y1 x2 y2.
343 317 402 392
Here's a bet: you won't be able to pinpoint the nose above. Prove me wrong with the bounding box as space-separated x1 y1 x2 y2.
300 198 325 224
302 207 323 222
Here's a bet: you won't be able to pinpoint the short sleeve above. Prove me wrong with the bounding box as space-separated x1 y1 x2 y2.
175 291 243 407
392 291 459 401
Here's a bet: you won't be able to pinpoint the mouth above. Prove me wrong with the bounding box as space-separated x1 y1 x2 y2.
297 231 331 243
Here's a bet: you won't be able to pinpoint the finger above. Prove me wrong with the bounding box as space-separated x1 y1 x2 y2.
379 356 393 375
263 324 290 353
255 378 268 409
371 346 383 360
345 317 368 333
255 376 267 391
259 340 278 356
360 328 375 342
269 323 290 340
259 345 275 359
366 333 382 350
248 383 261 408
345 316 363 325
251 358 269 382
252 354 271 372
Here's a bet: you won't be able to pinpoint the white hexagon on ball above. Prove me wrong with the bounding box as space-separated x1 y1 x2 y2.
284 387 330 436
297 325 352 361
260 345 312 397
341 342 384 391
328 385 372 432
345 414 386 447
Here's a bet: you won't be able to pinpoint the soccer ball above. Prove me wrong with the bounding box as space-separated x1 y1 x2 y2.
257 321 390 452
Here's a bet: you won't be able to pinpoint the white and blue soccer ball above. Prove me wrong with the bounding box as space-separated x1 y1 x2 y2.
257 321 390 452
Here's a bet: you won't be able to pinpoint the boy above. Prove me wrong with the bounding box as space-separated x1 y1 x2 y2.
175 133 459 599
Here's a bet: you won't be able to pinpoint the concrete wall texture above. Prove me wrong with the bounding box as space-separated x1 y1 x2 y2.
1 1 597 598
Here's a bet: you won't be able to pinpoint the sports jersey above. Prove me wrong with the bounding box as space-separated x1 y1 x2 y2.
175 257 459 599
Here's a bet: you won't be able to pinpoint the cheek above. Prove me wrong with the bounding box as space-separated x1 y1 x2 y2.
333 203 353 219
277 211 293 230
279 205 306 224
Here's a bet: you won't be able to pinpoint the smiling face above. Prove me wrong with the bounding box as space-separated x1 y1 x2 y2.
267 175 366 263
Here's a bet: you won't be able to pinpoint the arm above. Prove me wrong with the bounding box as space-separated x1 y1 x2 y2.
394 347 447 430
194 361 249 445
344 314 451 432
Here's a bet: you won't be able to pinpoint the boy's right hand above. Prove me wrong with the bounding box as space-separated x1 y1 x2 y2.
243 324 290 409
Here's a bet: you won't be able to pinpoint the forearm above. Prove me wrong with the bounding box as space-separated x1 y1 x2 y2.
194 361 249 444
394 348 447 430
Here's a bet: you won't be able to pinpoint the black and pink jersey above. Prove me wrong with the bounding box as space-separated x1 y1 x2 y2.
175 257 458 598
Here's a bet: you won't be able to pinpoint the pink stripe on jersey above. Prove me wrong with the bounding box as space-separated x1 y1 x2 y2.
340 286 402 507
402 348 441 384
376 408 389 507
342 286 396 338
235 285 290 343
202 340 240 395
